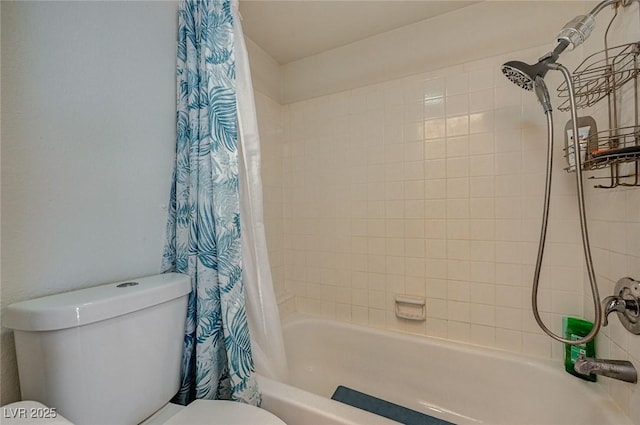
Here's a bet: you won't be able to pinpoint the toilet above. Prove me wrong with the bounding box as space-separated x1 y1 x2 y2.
4 273 286 425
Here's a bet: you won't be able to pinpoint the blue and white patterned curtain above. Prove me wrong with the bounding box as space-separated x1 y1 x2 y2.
162 0 260 406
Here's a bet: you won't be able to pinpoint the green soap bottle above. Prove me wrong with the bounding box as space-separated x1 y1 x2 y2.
563 317 596 382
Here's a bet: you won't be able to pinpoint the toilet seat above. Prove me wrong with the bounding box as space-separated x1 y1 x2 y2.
162 400 286 425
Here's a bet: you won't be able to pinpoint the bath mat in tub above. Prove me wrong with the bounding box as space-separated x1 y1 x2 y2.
331 385 455 425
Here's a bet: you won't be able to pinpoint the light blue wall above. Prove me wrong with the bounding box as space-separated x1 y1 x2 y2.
1 1 178 403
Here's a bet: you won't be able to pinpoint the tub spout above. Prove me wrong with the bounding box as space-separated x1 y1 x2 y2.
574 354 637 383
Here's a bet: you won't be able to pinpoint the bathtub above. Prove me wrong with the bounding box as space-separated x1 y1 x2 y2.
259 315 631 425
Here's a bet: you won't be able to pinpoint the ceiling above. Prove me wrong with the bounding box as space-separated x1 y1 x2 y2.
239 1 480 64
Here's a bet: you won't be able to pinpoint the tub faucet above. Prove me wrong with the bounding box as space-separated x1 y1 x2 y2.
574 354 637 383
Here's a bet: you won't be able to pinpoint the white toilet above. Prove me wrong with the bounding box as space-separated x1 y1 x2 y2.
4 273 286 425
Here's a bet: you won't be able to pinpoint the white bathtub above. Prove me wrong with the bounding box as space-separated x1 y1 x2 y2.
259 315 631 425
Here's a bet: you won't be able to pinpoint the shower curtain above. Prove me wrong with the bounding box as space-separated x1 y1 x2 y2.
162 0 287 406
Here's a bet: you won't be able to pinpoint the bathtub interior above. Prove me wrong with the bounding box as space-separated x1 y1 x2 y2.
270 315 631 425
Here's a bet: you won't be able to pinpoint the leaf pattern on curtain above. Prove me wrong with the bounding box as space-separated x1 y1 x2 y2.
162 0 260 407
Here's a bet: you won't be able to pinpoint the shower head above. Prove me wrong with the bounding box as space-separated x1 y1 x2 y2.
501 39 569 91
500 39 570 112
501 61 553 112
501 61 546 91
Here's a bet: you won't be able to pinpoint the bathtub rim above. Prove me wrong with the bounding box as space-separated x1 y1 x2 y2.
280 313 630 422
282 313 598 377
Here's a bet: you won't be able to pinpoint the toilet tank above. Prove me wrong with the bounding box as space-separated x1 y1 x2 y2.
4 273 191 425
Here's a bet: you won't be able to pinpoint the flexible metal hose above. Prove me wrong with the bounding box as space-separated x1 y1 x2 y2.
531 63 602 345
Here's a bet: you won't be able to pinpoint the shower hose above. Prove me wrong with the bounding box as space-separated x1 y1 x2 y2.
532 63 602 345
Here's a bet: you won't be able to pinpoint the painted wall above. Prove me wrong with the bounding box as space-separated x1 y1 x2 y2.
1 1 178 404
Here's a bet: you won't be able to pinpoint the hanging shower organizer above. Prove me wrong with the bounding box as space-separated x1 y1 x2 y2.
557 39 640 188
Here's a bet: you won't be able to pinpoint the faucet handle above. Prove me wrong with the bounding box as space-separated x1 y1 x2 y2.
602 295 629 326
602 277 640 333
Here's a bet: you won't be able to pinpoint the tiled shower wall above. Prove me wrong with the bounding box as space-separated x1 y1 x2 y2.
278 44 588 359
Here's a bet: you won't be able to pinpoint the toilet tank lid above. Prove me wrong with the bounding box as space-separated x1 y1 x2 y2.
4 273 191 331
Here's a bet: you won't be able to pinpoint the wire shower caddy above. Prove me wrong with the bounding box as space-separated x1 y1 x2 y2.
557 39 640 188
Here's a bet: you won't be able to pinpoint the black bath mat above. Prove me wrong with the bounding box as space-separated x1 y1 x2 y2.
331 385 456 425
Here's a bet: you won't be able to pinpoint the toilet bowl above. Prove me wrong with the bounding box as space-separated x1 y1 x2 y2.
4 274 287 425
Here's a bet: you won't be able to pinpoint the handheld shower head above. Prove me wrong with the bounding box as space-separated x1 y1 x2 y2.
500 61 553 112
501 61 543 91
501 39 569 112
534 76 552 113
501 38 570 91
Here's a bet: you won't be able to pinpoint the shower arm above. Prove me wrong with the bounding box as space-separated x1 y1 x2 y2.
591 0 621 16
591 0 640 15
555 0 634 53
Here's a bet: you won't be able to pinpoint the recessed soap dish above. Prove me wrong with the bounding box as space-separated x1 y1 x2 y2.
395 295 426 321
